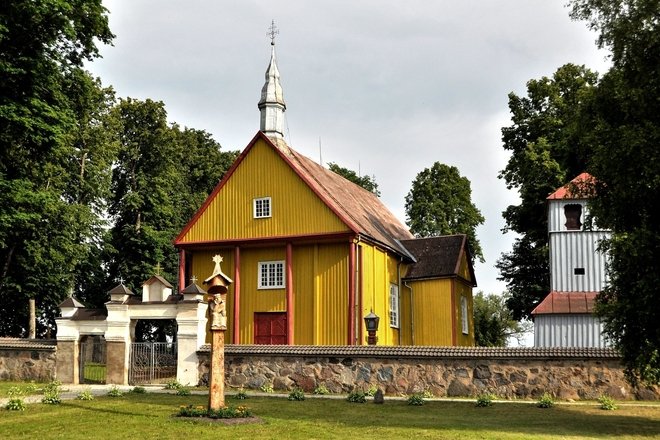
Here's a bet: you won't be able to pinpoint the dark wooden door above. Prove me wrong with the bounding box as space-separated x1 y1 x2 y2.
254 312 287 344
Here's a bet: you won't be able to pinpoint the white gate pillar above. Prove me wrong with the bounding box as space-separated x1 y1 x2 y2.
176 283 208 385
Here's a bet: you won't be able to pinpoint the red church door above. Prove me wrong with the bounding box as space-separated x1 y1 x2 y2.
254 312 287 344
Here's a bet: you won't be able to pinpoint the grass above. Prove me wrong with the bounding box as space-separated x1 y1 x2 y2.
0 393 659 439
82 363 106 383
0 381 44 397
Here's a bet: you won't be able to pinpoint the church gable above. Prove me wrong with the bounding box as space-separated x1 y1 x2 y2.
176 135 350 244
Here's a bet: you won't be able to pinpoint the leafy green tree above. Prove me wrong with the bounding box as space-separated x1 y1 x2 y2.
569 0 660 385
473 291 531 347
327 162 380 196
405 162 485 263
0 0 113 336
496 64 598 320
105 98 238 296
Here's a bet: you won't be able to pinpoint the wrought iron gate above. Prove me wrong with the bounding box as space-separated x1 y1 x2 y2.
79 336 106 384
129 342 177 385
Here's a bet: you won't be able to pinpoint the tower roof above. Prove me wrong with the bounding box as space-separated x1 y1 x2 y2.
547 172 596 200
258 22 286 138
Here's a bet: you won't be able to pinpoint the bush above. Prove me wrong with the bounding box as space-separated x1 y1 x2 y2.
165 379 183 390
476 393 495 407
177 404 252 419
406 393 425 406
313 384 330 395
5 387 26 411
421 389 434 399
176 387 191 396
235 387 249 400
598 394 618 410
347 390 367 403
107 385 123 397
365 384 378 397
537 392 555 408
259 382 274 393
77 388 94 401
41 380 62 405
288 388 305 401
131 386 147 394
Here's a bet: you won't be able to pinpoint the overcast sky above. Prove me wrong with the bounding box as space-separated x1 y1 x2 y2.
87 1 611 300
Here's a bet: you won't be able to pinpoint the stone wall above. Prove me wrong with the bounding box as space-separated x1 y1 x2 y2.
198 345 659 401
0 339 57 382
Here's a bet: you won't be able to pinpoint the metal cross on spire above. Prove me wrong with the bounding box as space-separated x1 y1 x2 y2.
267 19 279 46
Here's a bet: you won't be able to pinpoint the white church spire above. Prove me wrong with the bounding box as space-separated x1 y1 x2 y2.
258 20 286 138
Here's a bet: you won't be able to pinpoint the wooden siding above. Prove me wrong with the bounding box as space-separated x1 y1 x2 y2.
314 243 349 345
405 279 454 346
454 280 475 346
179 139 350 243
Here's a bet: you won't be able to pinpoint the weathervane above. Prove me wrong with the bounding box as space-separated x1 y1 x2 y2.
267 19 279 45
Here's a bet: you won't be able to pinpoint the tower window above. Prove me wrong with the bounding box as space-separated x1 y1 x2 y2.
574 267 585 275
564 204 582 230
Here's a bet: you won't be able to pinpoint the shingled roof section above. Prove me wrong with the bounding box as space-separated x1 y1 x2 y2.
532 291 598 315
400 234 475 285
198 344 620 359
272 134 415 259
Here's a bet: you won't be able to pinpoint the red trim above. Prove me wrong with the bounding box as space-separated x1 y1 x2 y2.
175 132 359 246
176 231 354 250
451 282 457 345
286 243 294 345
233 246 241 344
178 249 186 292
357 245 363 345
348 240 356 345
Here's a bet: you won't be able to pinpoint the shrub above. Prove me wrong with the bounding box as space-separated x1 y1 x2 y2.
131 386 147 394
598 394 618 410
77 388 94 401
235 387 249 400
165 379 183 390
537 392 555 408
5 387 26 411
406 393 425 406
176 387 191 396
259 382 274 393
313 384 330 395
107 385 123 397
365 384 378 397
177 404 252 419
288 388 305 401
347 390 367 403
476 393 495 407
422 389 434 399
41 380 62 405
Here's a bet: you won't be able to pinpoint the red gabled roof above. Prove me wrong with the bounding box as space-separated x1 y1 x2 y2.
531 291 598 315
175 132 414 257
547 172 596 200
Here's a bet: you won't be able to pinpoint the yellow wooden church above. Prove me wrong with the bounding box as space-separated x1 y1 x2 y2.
174 41 475 347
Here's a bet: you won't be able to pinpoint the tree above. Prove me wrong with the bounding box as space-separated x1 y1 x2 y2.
473 291 531 347
496 64 599 320
569 0 660 385
105 98 239 295
0 1 113 336
327 162 380 196
405 162 485 263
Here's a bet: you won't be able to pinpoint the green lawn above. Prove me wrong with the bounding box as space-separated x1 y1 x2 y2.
0 381 44 397
1 393 659 440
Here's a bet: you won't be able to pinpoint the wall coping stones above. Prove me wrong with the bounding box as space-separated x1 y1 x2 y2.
0 338 57 351
198 344 621 360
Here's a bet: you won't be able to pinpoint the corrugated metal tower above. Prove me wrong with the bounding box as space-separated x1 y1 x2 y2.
532 173 610 347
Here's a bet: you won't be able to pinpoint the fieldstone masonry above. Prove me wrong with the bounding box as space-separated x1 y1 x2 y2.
0 339 57 382
198 345 659 400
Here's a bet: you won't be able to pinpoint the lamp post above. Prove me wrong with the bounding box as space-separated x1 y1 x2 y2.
364 311 380 345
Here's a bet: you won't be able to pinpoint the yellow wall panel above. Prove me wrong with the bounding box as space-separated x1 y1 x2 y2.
454 281 475 346
181 139 350 243
292 245 315 345
315 243 348 345
407 279 454 346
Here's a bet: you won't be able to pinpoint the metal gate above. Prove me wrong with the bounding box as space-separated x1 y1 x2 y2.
80 336 106 384
129 342 177 385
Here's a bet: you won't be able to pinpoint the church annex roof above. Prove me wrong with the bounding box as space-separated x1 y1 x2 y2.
531 291 598 315
400 234 476 284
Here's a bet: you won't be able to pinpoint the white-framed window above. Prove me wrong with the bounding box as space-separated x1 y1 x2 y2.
253 197 272 218
389 283 399 328
258 260 285 289
461 295 469 335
